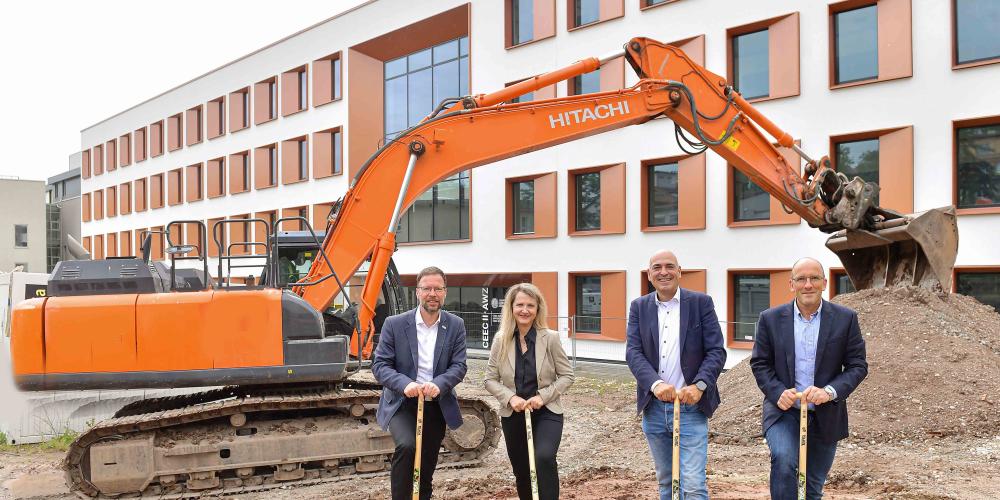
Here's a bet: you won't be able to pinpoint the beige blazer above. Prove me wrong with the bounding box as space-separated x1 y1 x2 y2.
484 327 575 418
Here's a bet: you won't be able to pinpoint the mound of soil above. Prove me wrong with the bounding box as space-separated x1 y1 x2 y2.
712 287 1000 444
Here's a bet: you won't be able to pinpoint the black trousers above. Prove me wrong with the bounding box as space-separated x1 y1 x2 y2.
501 406 564 500
388 399 447 500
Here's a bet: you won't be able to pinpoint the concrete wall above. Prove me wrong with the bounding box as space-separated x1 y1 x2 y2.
0 180 46 273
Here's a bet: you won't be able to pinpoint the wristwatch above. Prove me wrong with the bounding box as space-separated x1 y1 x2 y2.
823 385 837 401
694 380 708 392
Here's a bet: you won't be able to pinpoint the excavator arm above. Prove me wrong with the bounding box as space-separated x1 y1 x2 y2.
299 37 957 359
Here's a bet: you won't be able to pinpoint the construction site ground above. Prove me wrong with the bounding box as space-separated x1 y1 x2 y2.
2 288 999 499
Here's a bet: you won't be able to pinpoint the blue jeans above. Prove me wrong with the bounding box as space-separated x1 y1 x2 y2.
765 412 838 500
641 399 708 500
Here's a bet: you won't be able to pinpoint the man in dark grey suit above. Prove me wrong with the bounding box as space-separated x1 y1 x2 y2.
372 266 467 500
750 257 868 500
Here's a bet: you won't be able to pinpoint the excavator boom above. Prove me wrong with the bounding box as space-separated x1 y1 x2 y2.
300 37 958 358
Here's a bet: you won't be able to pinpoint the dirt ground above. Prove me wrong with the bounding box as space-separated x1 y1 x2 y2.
2 289 999 499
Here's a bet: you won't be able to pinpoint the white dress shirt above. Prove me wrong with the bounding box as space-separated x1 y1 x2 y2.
651 288 686 392
414 308 440 384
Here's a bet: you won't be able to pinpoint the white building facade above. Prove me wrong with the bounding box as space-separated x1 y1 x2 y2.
78 0 1000 367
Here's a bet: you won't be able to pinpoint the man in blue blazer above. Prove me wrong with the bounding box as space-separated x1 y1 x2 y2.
626 250 727 500
372 266 468 500
750 257 868 500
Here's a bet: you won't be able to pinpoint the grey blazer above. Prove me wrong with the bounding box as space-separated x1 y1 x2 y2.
484 327 575 418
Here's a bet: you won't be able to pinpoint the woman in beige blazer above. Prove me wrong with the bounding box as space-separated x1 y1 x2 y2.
485 283 574 500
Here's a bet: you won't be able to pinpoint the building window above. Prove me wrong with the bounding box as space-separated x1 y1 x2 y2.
955 0 1000 66
732 274 769 342
512 180 534 234
387 37 470 243
229 152 251 193
82 192 92 222
150 174 164 209
119 182 131 215
82 149 91 178
384 36 469 140
512 0 534 45
134 127 147 161
733 169 769 222
313 128 343 178
105 140 117 172
313 53 342 106
93 190 104 219
168 168 183 205
167 113 183 151
956 122 1000 209
732 29 769 100
569 68 600 95
186 105 203 145
254 78 277 125
833 5 878 84
835 138 879 184
574 172 600 231
134 178 147 212
229 88 250 132
208 96 225 139
254 145 278 189
647 162 679 227
396 171 470 243
119 133 131 167
186 163 203 202
150 120 164 157
208 157 226 198
831 270 857 297
574 275 601 333
281 137 309 184
281 66 308 116
93 144 104 175
14 225 27 248
573 0 599 27
955 270 1000 312
106 186 117 217
642 0 674 7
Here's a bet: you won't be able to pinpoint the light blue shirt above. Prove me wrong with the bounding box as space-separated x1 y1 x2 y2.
793 300 821 410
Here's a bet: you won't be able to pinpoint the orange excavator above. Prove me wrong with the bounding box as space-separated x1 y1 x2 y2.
10 37 957 497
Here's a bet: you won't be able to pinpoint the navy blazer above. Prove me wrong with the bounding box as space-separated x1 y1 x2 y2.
372 309 468 430
750 300 868 444
625 289 727 418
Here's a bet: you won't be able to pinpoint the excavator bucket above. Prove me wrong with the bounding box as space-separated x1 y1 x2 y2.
825 207 958 291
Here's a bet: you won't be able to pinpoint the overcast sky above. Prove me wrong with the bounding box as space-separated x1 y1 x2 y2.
0 0 366 182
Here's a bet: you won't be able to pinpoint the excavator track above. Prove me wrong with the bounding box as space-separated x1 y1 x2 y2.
65 384 500 498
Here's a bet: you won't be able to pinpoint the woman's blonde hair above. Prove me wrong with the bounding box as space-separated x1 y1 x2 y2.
493 283 550 361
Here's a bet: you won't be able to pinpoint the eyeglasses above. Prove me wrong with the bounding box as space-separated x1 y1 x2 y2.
417 286 446 293
791 276 825 285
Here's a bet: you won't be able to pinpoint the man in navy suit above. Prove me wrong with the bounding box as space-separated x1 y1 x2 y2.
750 257 868 500
626 250 727 500
372 266 467 500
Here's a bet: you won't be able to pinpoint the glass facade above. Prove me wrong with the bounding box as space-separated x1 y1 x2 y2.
396 172 470 242
513 0 534 45
648 162 679 227
387 37 471 243
834 273 857 296
733 274 769 342
575 172 601 230
956 0 1000 65
956 124 1000 209
575 275 602 333
835 138 880 184
834 5 878 84
401 285 508 349
733 169 769 221
956 271 1000 312
333 58 342 100
512 180 535 234
732 29 769 100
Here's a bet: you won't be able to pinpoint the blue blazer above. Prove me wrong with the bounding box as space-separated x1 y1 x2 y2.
372 309 468 430
625 289 727 418
750 300 868 443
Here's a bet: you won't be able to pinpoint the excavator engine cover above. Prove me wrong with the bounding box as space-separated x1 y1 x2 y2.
825 207 958 291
